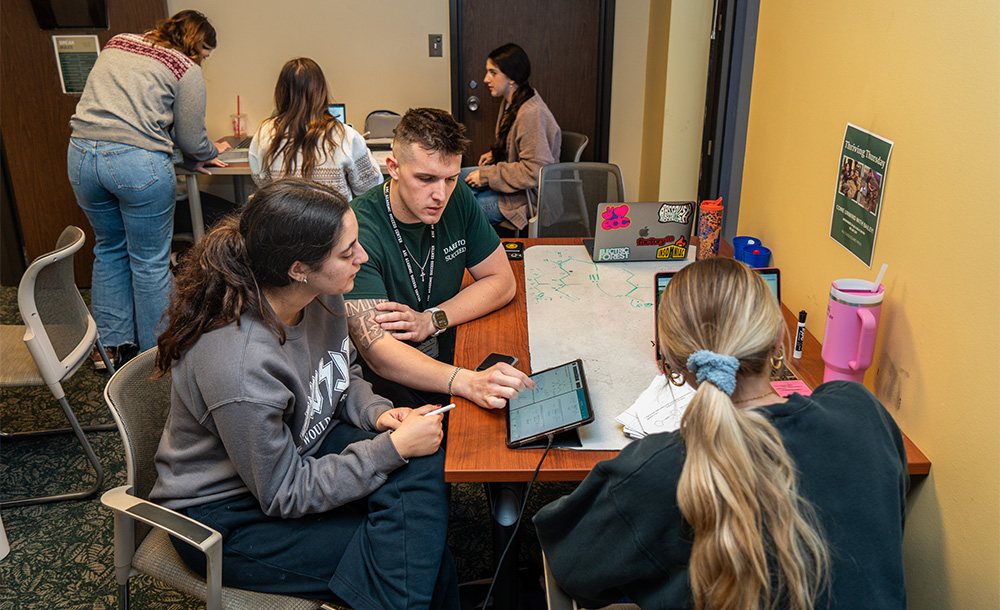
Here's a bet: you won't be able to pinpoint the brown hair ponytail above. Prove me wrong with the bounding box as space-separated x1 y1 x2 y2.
156 178 350 374
487 43 535 162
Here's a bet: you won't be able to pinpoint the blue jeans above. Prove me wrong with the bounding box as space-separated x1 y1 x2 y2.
460 166 504 225
173 424 459 610
67 138 176 351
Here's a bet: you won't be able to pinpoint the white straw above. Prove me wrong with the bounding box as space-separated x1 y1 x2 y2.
872 263 887 291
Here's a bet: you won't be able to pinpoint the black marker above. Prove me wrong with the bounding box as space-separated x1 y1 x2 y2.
793 310 807 359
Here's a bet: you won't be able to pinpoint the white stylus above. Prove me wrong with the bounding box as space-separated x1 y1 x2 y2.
423 403 456 417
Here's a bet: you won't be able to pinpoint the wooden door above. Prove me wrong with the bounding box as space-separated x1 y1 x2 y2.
450 0 615 166
1 0 167 285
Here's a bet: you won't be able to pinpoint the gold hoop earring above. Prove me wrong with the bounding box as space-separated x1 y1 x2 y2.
770 347 785 370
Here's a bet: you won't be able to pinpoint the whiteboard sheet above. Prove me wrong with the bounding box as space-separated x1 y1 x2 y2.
524 245 693 450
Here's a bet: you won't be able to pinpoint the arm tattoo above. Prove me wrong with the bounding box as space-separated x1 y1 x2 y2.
346 299 387 351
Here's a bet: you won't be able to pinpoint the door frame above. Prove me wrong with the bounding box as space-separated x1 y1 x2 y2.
448 0 617 162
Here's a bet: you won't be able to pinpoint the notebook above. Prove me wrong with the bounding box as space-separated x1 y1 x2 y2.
653 267 797 381
583 201 696 262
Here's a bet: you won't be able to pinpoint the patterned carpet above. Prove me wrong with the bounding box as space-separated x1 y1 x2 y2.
0 285 576 609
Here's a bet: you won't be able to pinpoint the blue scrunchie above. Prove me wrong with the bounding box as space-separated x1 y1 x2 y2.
686 350 739 395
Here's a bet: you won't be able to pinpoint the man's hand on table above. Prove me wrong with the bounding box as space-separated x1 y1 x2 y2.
454 362 535 410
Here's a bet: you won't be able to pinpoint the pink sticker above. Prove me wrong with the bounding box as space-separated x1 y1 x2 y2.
770 380 812 397
600 204 631 231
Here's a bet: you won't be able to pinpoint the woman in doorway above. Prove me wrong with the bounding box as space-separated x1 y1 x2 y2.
535 257 908 609
462 43 561 229
68 10 227 365
151 178 458 609
250 57 382 201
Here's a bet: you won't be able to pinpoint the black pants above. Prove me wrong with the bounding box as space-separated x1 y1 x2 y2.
173 424 459 610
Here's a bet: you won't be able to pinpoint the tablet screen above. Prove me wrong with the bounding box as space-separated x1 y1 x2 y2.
507 360 594 447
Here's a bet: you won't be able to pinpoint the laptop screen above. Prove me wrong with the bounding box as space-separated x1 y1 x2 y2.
654 267 781 361
327 103 346 123
655 268 780 306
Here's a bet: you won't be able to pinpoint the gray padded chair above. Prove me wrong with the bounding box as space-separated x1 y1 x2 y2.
363 109 401 140
528 162 625 238
0 225 115 508
500 130 590 237
559 131 589 163
100 347 344 610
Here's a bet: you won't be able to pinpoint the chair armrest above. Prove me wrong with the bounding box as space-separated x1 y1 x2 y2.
102 485 224 610
543 552 579 610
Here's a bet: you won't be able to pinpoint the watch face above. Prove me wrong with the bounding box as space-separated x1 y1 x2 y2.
432 309 448 329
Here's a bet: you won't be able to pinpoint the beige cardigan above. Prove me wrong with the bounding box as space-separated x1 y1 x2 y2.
479 92 561 229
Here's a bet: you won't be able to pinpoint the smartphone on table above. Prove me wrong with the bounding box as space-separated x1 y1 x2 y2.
476 353 518 371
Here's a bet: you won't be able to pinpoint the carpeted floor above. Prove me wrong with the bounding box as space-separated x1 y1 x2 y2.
0 285 576 609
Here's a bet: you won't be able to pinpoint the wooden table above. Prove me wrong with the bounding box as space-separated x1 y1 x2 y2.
445 237 929 480
445 237 929 609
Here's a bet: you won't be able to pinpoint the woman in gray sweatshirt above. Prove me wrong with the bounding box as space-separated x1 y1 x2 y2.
151 179 458 609
68 10 226 361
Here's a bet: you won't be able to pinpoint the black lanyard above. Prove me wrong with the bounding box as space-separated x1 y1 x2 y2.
384 182 435 310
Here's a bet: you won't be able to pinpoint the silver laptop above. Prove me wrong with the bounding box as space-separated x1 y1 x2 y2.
584 201 696 262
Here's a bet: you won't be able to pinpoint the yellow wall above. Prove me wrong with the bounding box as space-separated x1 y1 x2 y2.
657 0 712 201
609 0 651 201
740 2 1000 608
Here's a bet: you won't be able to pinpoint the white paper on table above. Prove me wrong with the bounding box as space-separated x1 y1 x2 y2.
617 374 696 438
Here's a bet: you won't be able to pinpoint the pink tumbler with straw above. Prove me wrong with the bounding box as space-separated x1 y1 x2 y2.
821 278 885 383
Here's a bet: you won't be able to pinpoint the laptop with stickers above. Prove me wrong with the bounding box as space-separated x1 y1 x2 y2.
583 201 696 262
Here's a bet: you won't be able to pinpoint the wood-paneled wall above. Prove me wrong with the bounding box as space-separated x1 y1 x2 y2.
1 0 167 285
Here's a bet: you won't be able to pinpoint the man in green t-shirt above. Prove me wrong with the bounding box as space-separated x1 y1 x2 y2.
346 108 533 409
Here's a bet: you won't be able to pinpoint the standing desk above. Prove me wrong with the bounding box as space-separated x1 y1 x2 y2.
446 237 929 609
175 162 251 242
175 155 391 242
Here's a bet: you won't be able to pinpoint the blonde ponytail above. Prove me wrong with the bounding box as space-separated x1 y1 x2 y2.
659 258 830 610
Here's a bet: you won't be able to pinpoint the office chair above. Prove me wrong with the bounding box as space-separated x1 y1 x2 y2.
543 553 638 610
498 130 590 237
100 348 344 610
364 110 401 140
559 131 589 163
0 225 115 508
528 162 625 238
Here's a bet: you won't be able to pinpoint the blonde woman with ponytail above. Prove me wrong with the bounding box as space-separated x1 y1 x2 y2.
535 257 908 609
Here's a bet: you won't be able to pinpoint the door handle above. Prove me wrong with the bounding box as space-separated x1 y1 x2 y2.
467 96 480 112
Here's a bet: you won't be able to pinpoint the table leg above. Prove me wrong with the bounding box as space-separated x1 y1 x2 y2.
186 174 204 241
233 175 247 205
486 481 525 610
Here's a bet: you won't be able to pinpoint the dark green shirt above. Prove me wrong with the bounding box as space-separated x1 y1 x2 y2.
348 179 500 310
535 381 909 609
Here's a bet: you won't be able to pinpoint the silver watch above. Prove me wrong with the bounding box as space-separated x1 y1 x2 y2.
426 307 448 337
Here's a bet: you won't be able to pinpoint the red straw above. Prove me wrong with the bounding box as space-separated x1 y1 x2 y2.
237 95 240 116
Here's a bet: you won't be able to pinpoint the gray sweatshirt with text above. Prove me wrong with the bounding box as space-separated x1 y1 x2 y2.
150 294 404 519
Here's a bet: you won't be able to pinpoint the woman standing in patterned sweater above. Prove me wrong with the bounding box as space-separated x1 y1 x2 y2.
68 10 227 363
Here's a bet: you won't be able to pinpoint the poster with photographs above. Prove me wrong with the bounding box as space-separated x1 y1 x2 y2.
830 123 892 267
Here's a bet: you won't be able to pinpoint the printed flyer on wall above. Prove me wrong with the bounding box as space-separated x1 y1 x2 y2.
830 123 893 267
